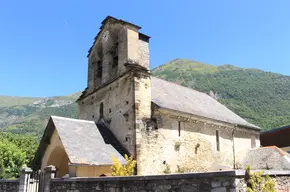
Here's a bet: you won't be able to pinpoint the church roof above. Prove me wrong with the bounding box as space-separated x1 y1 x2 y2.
33 116 126 169
151 77 259 130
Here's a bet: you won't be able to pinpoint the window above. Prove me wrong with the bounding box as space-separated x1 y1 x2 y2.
216 130 220 151
113 56 118 68
251 136 256 148
99 102 104 119
112 41 119 68
178 121 181 137
97 60 102 78
93 60 102 86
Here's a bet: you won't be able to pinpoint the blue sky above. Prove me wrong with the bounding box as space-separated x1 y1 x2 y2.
1 0 290 97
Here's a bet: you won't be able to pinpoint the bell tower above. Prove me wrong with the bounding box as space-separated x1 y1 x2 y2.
83 16 150 94
77 16 151 170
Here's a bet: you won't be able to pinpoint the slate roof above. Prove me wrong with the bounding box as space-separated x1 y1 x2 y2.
243 146 290 170
33 116 126 168
151 77 259 129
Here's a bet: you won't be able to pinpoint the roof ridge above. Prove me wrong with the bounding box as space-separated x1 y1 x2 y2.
50 116 95 124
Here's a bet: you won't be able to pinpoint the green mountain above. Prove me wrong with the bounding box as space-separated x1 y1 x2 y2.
0 93 80 136
0 58 290 135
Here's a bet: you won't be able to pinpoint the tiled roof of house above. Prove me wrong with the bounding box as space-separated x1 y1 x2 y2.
151 77 259 129
34 116 126 168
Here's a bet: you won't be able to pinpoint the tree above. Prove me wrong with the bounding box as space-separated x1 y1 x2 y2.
0 140 26 179
0 132 38 167
111 154 136 176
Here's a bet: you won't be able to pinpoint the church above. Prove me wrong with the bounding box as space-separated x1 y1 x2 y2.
33 16 261 177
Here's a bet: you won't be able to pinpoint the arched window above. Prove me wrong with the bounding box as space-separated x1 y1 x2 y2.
99 102 104 119
251 136 256 148
112 41 119 68
97 60 102 78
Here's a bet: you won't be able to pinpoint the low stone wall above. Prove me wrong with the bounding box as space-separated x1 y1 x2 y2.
50 170 290 192
0 179 19 192
0 169 288 192
51 171 246 192
267 171 290 192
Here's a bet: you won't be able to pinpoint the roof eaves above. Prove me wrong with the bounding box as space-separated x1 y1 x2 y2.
139 32 150 42
236 123 261 130
32 117 55 170
69 162 126 167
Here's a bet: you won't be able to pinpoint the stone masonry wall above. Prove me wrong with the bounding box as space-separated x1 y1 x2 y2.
0 180 19 192
50 171 290 192
138 108 260 175
274 176 290 192
138 38 150 69
50 171 247 192
78 73 136 155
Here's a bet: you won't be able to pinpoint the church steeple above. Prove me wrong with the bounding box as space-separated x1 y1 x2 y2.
83 16 150 95
77 16 151 163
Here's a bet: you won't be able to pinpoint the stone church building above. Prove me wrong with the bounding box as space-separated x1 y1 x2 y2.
34 16 260 177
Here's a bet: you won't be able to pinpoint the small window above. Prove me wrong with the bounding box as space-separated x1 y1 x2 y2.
251 136 256 148
216 130 220 151
112 41 118 68
97 60 102 78
113 56 118 68
99 102 104 119
178 121 181 137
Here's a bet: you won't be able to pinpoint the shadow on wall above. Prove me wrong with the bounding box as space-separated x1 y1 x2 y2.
45 146 69 177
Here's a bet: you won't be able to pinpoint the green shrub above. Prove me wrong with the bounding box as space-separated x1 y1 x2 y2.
0 140 26 179
245 165 277 192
